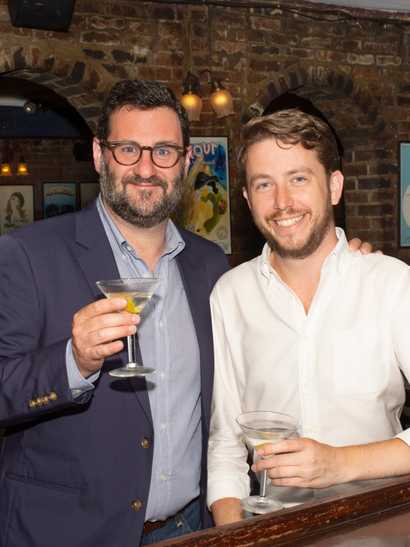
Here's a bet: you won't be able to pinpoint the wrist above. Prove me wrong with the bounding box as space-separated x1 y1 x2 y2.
211 497 243 526
335 445 359 483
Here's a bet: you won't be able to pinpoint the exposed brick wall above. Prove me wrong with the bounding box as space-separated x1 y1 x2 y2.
1 0 410 264
0 139 96 219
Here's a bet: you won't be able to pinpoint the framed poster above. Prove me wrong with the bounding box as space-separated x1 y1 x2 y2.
80 182 100 208
399 142 410 247
184 136 231 254
0 185 34 235
43 182 76 218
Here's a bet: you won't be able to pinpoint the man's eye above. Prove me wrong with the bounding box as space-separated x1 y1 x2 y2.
292 176 307 185
154 146 171 157
119 144 138 155
255 181 271 191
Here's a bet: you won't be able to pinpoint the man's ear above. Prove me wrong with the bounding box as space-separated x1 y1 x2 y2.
329 170 344 206
242 186 251 209
93 137 103 175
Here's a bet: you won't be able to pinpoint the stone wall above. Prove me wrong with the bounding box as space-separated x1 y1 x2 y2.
1 0 410 264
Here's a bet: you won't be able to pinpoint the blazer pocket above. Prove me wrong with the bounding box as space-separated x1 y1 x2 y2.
5 472 83 494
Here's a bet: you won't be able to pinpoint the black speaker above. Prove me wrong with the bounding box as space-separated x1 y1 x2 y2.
8 0 75 32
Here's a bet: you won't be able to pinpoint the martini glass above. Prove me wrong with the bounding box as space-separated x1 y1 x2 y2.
96 277 160 378
236 411 298 515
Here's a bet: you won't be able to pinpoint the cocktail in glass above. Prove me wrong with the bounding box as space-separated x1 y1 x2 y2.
236 410 298 514
96 277 160 378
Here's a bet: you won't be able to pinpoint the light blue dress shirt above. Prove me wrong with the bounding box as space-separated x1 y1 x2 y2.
66 197 202 520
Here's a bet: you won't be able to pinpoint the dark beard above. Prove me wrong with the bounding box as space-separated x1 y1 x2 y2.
257 201 334 259
99 159 185 228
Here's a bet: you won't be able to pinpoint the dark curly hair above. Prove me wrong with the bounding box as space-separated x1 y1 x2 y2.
96 79 190 148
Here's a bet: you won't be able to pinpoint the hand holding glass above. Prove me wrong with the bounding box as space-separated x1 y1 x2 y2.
236 411 298 514
96 277 159 378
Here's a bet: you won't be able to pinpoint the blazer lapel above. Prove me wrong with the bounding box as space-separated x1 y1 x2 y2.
176 237 214 432
72 203 153 425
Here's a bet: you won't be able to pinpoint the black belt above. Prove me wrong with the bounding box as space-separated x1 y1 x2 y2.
143 497 199 536
143 515 174 535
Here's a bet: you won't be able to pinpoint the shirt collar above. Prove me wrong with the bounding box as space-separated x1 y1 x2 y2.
97 195 185 261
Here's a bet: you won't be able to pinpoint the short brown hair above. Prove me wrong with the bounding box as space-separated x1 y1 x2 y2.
238 108 340 174
96 79 190 149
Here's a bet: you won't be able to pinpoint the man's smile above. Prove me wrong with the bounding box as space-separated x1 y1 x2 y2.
273 214 305 228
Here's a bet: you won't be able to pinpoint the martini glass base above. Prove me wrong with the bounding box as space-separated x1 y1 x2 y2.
109 365 156 378
241 495 283 515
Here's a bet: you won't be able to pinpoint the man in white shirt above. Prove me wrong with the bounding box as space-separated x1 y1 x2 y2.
208 108 410 526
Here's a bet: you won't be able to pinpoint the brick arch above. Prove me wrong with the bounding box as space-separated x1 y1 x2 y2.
242 64 385 132
242 64 396 252
0 45 128 132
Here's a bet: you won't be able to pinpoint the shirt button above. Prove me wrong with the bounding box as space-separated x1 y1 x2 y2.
131 499 143 512
140 438 150 449
160 473 168 481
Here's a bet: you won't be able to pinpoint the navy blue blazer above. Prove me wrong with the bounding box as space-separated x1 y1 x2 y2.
0 202 229 547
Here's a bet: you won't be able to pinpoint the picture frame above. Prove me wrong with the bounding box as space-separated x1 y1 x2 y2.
0 185 34 235
80 182 100 209
183 136 231 254
43 182 77 219
399 142 410 247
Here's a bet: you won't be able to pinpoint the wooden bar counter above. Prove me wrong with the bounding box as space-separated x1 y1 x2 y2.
155 476 410 546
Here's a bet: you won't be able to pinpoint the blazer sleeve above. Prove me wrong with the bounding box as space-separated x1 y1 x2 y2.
0 234 89 428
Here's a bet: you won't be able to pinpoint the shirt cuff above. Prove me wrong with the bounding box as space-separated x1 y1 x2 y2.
395 428 410 446
207 475 250 509
66 339 100 398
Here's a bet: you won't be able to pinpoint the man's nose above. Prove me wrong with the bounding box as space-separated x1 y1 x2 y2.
274 185 293 211
132 149 156 178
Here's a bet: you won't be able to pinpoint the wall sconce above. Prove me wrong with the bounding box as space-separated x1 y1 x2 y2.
181 70 234 122
0 160 12 176
1 141 12 176
0 142 30 176
17 156 29 176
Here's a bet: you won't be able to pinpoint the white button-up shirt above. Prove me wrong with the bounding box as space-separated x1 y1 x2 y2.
207 229 410 506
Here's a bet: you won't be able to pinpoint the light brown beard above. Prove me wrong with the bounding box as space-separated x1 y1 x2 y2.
257 198 334 259
99 158 185 228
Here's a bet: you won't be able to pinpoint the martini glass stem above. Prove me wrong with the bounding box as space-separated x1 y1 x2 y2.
259 469 268 498
127 334 138 368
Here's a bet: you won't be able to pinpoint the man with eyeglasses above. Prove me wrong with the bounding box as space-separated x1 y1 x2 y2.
0 80 229 547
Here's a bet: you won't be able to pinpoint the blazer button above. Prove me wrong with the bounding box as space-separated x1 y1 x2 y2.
131 499 143 512
140 438 150 449
49 392 58 401
28 399 37 408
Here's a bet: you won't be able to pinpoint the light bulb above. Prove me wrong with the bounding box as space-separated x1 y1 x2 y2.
181 91 203 122
210 87 234 118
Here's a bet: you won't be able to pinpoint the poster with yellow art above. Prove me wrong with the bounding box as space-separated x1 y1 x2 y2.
182 137 231 254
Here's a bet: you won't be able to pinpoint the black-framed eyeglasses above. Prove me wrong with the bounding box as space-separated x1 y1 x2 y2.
100 140 186 168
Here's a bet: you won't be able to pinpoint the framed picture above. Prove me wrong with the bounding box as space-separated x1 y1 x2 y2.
0 185 34 235
183 136 231 254
399 142 410 247
80 182 100 208
43 182 77 219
